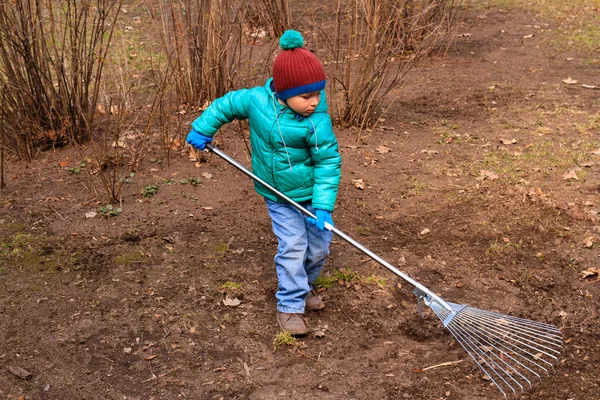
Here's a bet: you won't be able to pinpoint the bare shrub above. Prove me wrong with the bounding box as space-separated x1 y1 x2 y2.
243 0 291 38
78 57 181 204
318 0 460 135
144 0 287 106
0 0 123 158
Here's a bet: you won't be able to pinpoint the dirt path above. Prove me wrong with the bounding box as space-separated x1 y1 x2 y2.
1 2 599 400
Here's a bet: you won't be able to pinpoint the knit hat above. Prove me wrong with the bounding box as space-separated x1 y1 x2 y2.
272 30 326 101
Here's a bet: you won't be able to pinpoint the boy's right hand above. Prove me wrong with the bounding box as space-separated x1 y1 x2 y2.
186 129 213 150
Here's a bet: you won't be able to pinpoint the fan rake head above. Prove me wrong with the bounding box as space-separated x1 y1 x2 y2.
417 291 563 399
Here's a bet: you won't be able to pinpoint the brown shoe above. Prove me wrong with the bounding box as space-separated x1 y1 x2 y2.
305 290 325 312
277 312 308 336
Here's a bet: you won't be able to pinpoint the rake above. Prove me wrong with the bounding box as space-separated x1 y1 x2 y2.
206 144 563 398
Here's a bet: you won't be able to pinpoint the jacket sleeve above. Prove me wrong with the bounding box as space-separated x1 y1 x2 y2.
190 89 252 137
309 115 341 212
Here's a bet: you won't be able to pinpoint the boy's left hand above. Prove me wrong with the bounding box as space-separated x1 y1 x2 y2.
307 209 333 230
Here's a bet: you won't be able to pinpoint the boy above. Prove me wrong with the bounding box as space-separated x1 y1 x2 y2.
187 30 341 335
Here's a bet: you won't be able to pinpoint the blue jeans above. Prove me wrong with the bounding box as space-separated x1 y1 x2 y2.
266 198 333 313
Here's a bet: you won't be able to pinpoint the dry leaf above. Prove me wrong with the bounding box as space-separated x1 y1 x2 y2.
223 296 241 307
420 228 431 236
563 170 579 180
523 34 533 38
528 187 547 202
580 268 599 279
170 138 181 151
562 77 578 85
7 366 32 380
59 157 70 168
145 355 157 361
583 236 595 248
376 145 392 154
577 161 595 168
202 172 213 179
478 170 499 181
500 138 517 145
352 178 366 190
592 149 600 155
85 211 97 219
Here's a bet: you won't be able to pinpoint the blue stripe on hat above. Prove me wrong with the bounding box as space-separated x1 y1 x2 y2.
276 80 326 100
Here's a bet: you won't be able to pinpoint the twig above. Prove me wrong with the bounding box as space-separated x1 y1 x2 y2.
141 368 179 383
413 359 464 373
48 205 66 221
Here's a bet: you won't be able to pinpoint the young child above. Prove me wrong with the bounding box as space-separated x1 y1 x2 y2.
187 30 341 335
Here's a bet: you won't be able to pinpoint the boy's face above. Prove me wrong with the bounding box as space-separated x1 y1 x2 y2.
285 91 321 116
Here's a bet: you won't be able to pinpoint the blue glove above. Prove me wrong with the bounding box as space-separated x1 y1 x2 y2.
306 209 333 231
186 129 213 150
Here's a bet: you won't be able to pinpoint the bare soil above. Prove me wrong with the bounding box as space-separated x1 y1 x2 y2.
1 3 599 400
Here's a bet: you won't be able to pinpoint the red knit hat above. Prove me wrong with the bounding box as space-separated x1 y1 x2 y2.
272 30 326 100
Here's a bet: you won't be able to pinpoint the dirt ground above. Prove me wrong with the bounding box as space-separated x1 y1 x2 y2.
1 2 600 400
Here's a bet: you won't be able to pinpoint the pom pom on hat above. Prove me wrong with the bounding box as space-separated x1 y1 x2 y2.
279 30 304 50
272 30 326 101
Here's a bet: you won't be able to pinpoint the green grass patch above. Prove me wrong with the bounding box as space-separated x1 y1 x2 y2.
315 268 388 289
115 250 147 265
467 0 600 58
273 331 300 351
213 242 229 253
220 281 242 290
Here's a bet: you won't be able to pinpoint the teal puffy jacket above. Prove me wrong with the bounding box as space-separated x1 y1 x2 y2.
190 78 341 211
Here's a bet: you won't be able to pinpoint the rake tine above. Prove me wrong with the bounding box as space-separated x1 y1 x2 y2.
457 313 561 366
446 324 516 399
432 302 528 394
468 309 563 339
427 298 563 397
205 145 563 399
451 314 544 381
463 311 563 347
458 312 562 364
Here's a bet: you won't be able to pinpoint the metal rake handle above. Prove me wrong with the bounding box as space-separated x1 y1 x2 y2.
206 144 454 314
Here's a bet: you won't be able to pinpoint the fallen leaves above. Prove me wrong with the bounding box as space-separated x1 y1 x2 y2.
478 170 499 181
582 236 595 249
223 296 241 307
375 145 392 154
562 77 578 85
563 169 580 181
352 178 366 190
527 187 548 202
58 157 70 167
580 268 599 279
7 366 32 380
500 138 517 145
85 211 97 219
